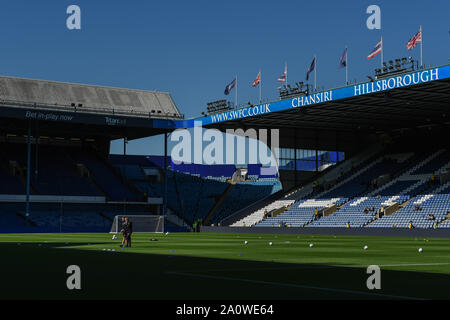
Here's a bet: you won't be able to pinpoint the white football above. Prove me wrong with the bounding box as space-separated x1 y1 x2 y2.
112 235 117 240
244 241 248 245
309 243 314 248
364 245 368 250
418 248 423 253
269 242 273 246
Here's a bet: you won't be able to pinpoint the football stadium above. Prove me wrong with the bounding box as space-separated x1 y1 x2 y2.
1 1 450 304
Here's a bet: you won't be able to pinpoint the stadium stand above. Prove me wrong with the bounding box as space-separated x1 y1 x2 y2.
231 200 296 227
368 181 450 229
1 64 449 233
308 196 408 228
256 198 346 227
109 154 282 226
71 150 139 201
0 75 182 119
0 168 25 195
211 180 282 224
0 202 155 233
233 144 450 229
0 142 140 200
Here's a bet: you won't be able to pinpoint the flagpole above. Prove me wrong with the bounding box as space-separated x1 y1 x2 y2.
314 55 317 91
235 75 238 109
420 25 423 68
259 69 262 104
345 46 348 85
381 36 384 69
285 62 288 86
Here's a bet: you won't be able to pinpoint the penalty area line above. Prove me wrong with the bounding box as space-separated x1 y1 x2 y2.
168 262 450 274
165 271 426 300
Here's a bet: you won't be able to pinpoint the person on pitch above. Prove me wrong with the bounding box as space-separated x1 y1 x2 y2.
120 217 128 248
124 217 133 248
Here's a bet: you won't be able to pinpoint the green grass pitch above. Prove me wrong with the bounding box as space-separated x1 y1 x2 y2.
1 232 450 300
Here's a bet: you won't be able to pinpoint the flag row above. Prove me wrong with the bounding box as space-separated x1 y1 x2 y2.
224 26 423 96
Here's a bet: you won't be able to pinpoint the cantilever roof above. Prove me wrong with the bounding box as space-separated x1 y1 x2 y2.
0 75 183 120
182 64 450 133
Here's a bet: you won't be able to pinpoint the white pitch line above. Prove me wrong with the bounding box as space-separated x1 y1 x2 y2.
169 262 450 274
166 271 426 300
377 262 450 267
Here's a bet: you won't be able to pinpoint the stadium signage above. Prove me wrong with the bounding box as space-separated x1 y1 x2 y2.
105 116 127 126
201 67 446 127
291 90 333 108
25 111 74 122
353 68 439 97
210 104 271 123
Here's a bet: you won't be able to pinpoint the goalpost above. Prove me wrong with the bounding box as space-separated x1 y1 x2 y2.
110 215 165 234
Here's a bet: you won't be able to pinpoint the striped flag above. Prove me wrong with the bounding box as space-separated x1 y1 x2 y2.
407 28 422 50
367 39 383 60
277 63 287 83
252 71 261 87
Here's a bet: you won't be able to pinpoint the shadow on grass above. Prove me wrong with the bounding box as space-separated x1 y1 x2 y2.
0 243 449 300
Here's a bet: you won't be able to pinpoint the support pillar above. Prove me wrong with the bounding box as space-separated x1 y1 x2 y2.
25 121 31 223
163 132 168 218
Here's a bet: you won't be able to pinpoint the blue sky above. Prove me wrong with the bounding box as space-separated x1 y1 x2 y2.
0 0 448 157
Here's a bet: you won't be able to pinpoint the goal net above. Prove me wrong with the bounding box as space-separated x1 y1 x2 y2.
110 215 164 234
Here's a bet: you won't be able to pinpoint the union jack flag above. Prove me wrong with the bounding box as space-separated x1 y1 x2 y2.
367 39 382 60
252 71 261 87
407 28 422 50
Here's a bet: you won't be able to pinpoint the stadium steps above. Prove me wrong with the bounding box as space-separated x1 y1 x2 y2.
98 212 113 222
436 213 450 227
64 149 111 198
364 198 407 227
3 159 39 195
156 171 188 222
366 150 445 197
364 214 379 226
231 199 296 227
300 145 385 200
91 149 147 201
228 145 384 227
438 161 450 174
15 212 37 227
270 205 291 218
302 200 347 227
203 184 234 225
312 157 384 199
220 188 285 226
228 146 384 227
172 170 185 217
85 170 109 198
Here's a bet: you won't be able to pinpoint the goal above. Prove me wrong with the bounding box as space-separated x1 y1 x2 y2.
110 215 164 234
